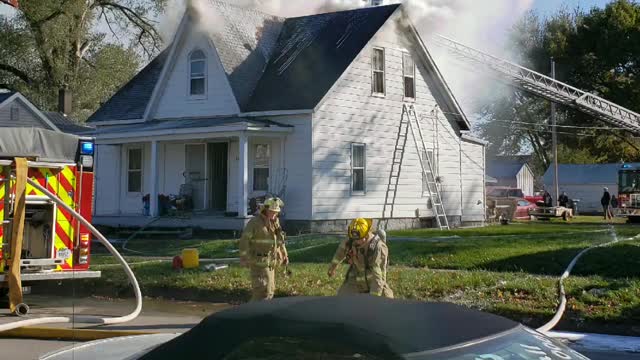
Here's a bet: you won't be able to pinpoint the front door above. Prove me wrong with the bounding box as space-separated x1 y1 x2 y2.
185 144 206 210
209 142 228 211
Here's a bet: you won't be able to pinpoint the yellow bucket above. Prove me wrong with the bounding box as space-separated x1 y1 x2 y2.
182 248 199 269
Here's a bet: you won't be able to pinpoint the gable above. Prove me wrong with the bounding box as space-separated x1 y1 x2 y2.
0 96 56 130
151 23 240 120
246 4 400 112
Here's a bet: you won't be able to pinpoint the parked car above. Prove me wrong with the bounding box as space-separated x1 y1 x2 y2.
515 198 538 220
42 296 590 360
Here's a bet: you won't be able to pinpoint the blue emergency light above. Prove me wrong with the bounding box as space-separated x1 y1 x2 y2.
80 142 94 155
622 164 632 169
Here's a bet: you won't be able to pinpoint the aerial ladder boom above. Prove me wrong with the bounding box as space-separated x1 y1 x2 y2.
432 35 640 134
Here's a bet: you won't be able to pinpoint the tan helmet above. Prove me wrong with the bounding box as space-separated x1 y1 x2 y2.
263 197 284 213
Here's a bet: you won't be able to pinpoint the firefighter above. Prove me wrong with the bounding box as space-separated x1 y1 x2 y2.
558 191 569 208
327 218 394 298
239 197 288 301
601 187 612 220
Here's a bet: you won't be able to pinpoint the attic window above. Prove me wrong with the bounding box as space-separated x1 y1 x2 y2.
189 50 206 97
403 53 416 99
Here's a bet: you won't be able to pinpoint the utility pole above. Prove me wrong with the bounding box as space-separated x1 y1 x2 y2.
551 58 559 206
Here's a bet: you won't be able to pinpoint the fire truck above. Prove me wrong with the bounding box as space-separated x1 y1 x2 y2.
0 128 100 293
617 163 640 223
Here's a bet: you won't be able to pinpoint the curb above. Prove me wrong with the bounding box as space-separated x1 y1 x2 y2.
0 326 158 341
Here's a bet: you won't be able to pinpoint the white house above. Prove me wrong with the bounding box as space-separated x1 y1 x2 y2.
88 2 486 231
0 91 93 135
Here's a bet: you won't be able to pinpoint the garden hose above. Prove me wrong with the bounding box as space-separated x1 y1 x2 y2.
0 178 143 332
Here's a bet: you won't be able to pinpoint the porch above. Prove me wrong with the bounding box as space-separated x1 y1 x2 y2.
93 117 293 226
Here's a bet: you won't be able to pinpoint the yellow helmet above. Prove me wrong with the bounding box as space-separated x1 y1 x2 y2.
263 197 284 212
348 218 373 240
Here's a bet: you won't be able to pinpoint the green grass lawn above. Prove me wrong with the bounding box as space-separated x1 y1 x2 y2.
85 218 640 335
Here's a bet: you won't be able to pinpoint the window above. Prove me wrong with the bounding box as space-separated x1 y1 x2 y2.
352 143 366 194
189 49 206 96
422 150 437 196
403 53 416 99
127 148 143 193
253 144 270 191
10 106 18 122
372 48 385 95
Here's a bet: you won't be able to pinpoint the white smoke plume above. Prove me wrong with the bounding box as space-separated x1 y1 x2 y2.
159 0 535 116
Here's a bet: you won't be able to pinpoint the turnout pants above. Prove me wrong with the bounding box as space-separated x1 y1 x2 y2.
250 265 275 301
337 268 394 298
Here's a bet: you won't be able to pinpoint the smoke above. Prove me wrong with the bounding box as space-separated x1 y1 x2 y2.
159 0 534 117
398 0 535 118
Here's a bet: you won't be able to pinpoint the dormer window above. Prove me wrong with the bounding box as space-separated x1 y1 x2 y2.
189 49 206 97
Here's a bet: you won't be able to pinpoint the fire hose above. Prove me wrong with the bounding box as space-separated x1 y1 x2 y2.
0 177 142 332
537 227 637 333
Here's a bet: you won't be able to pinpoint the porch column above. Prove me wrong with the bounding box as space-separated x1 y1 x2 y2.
238 133 249 218
149 140 159 217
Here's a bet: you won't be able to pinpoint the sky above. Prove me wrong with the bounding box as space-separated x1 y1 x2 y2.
0 0 615 18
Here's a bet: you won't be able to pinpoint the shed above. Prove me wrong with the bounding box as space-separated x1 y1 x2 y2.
486 159 535 196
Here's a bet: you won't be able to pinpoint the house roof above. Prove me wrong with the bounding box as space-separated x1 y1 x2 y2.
246 4 400 111
87 49 169 123
486 160 527 179
95 117 291 137
44 112 95 135
88 2 468 131
208 1 284 109
543 163 640 185
0 91 16 104
88 4 400 124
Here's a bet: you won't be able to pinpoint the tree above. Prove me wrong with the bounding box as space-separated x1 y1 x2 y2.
478 0 640 173
0 0 165 120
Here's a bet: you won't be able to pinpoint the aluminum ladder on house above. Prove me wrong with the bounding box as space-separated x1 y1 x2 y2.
381 104 450 231
431 35 640 134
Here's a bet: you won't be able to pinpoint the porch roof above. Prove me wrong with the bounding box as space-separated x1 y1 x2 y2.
94 117 292 141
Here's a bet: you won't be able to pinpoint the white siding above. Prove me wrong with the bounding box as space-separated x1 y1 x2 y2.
312 12 464 221
461 140 485 222
152 26 240 120
517 166 535 196
94 144 121 215
0 99 52 129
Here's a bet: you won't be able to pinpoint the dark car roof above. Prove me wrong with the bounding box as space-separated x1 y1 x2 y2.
140 296 519 359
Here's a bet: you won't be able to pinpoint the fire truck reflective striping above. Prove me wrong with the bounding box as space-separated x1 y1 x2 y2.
0 167 5 268
0 163 83 273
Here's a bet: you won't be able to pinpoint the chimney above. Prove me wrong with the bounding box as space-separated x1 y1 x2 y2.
58 88 72 116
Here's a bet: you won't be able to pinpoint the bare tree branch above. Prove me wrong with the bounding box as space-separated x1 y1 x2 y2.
0 64 33 84
94 1 160 48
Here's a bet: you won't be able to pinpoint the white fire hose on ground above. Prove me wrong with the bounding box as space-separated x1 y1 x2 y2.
0 178 142 332
537 228 637 333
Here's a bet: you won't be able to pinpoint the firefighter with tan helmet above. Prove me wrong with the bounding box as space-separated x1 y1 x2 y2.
327 218 394 298
239 197 288 301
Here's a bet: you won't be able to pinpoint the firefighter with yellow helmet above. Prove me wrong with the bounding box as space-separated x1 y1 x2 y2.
327 218 394 298
239 197 288 301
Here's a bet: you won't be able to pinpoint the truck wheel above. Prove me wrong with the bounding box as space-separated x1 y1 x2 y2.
14 303 29 317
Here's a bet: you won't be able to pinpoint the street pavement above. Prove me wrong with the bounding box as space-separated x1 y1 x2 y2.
0 295 227 359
